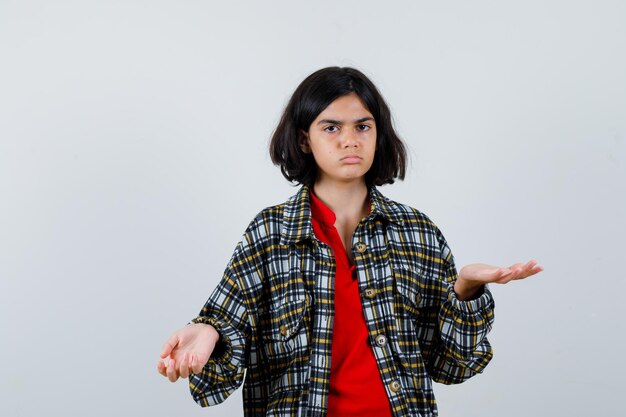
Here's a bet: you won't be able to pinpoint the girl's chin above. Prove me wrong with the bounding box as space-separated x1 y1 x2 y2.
317 175 368 185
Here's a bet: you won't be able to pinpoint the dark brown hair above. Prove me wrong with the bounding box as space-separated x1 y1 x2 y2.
269 66 407 187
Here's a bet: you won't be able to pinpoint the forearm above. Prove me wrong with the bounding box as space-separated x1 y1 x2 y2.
439 283 495 359
420 285 495 384
189 307 249 406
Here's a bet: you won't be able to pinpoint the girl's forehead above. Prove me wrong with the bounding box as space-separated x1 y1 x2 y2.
316 93 373 119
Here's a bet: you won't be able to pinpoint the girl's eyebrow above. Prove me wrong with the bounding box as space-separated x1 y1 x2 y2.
317 116 375 125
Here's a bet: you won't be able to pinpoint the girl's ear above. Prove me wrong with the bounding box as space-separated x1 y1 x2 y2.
299 130 312 153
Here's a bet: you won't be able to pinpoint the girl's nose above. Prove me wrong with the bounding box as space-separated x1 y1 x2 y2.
341 131 359 148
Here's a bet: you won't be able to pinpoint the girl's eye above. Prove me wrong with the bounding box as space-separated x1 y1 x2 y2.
324 126 339 133
358 124 371 131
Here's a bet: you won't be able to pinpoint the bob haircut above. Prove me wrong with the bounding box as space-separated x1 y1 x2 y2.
269 66 407 187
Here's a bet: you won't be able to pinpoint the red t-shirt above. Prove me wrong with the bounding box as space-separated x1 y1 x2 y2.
309 190 393 417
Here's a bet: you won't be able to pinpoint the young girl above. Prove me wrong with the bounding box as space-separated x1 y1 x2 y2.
157 66 542 417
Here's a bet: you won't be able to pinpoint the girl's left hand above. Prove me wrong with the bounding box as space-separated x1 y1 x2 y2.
454 260 543 300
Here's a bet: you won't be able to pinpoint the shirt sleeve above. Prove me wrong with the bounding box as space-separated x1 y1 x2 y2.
187 232 257 406
425 227 495 385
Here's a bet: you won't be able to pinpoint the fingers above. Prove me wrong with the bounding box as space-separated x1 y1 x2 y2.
160 333 179 359
166 358 179 383
496 268 513 278
190 354 203 374
513 264 543 280
494 268 515 284
157 359 167 377
157 357 173 379
159 354 198 381
179 352 191 379
462 259 543 287
158 326 212 381
515 260 539 278
485 267 513 284
506 260 543 281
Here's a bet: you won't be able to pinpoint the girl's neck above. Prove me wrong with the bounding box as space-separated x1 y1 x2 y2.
311 179 370 221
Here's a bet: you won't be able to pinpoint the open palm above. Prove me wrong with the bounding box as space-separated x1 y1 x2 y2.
459 260 543 284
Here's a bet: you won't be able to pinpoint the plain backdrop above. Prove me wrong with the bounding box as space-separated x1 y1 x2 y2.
1 1 625 416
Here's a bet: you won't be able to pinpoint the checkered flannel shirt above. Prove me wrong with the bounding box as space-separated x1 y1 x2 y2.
189 185 495 417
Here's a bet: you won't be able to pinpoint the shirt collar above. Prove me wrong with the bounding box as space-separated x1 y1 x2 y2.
309 188 337 227
280 184 405 245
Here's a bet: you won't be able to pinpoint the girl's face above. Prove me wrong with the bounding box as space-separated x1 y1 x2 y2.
300 92 377 187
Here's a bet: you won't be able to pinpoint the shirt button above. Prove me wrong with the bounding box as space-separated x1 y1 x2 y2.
375 334 387 347
363 288 377 299
389 380 401 393
354 242 367 253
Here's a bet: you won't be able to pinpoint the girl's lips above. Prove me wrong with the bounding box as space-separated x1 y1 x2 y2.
341 155 362 163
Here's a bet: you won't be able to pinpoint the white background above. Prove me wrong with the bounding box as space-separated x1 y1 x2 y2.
1 1 624 416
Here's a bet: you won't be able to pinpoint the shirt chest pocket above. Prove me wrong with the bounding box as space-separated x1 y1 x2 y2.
392 265 447 316
260 297 310 375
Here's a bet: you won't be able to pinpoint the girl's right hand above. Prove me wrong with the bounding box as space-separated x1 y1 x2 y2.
157 323 220 382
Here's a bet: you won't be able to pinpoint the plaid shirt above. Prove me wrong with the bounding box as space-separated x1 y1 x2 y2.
189 185 495 417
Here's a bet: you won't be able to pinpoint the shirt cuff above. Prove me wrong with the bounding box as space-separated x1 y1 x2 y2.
189 316 238 370
446 283 494 315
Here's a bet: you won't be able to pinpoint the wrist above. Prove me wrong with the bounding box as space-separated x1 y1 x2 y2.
191 323 220 343
454 278 484 301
